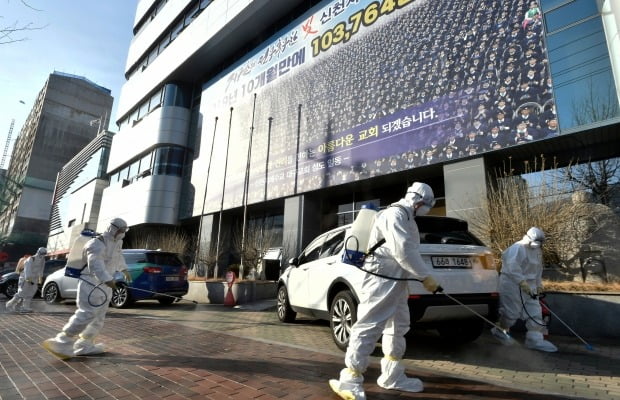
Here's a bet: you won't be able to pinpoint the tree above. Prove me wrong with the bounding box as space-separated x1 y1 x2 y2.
231 221 278 280
563 158 620 207
468 156 576 269
0 1 45 45
570 76 620 126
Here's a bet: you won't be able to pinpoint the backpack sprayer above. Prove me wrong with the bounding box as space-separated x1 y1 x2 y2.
341 203 513 342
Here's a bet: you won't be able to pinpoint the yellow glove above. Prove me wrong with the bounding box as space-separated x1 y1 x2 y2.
122 270 132 283
536 284 544 295
422 276 441 293
519 280 532 296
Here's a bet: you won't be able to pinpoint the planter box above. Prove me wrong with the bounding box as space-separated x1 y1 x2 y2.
186 280 277 305
544 292 620 338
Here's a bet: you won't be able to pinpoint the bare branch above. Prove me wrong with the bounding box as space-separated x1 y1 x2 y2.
1 1 46 45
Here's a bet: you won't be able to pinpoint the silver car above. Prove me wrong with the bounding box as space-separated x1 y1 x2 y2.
277 215 499 350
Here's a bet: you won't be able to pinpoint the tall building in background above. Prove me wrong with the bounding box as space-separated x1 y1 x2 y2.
46 130 115 257
106 0 619 278
0 71 113 261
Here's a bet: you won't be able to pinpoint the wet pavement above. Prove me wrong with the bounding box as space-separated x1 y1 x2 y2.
1 298 618 399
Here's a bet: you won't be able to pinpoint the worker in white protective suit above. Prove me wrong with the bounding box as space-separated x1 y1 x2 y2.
42 218 131 359
6 247 47 312
491 227 557 352
329 182 441 400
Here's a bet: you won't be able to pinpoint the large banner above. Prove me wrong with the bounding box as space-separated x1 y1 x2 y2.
193 0 553 214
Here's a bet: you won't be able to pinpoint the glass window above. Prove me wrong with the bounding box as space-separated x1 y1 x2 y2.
170 19 184 41
163 83 191 108
159 33 171 53
153 146 186 176
138 100 149 120
146 252 183 266
541 0 570 11
129 108 139 124
544 0 598 33
298 234 325 265
138 153 152 174
320 229 346 258
149 88 163 111
546 16 619 129
185 3 199 25
147 47 158 65
119 165 130 182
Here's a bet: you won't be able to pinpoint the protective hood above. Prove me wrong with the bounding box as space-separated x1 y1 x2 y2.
404 182 435 216
36 247 48 256
105 217 128 241
525 227 545 248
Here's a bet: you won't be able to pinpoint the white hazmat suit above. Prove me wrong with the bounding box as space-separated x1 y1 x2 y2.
492 227 557 352
329 182 441 400
42 218 130 359
6 248 47 312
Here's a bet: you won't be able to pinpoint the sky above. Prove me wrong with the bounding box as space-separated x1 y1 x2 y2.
0 0 137 167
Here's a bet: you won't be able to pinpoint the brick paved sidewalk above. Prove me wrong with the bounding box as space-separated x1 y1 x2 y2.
0 310 577 400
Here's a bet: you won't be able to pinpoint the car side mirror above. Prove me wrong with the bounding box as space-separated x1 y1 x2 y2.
288 257 299 267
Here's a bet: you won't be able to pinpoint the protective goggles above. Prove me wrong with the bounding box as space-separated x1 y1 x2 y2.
111 223 129 233
408 191 436 208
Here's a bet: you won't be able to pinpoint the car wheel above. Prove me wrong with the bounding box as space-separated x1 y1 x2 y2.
43 283 63 304
157 297 176 305
437 319 485 344
110 283 133 308
5 280 18 298
330 290 357 351
276 285 296 322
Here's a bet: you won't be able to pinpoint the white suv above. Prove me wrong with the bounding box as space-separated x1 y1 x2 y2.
276 215 499 350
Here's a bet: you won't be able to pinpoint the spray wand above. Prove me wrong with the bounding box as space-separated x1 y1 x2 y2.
529 293 594 351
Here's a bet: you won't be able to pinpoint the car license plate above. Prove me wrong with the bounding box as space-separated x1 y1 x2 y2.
431 256 472 268
165 276 179 281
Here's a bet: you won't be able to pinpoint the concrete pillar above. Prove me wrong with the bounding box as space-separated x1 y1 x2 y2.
443 157 489 241
283 194 321 267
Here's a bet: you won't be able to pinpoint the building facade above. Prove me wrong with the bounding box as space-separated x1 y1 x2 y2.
0 72 113 261
105 0 620 277
46 130 115 257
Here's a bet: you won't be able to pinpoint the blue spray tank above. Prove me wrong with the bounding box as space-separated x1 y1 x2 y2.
342 203 379 267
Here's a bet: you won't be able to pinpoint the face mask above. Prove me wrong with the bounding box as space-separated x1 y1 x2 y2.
415 204 432 216
529 241 542 248
115 229 126 241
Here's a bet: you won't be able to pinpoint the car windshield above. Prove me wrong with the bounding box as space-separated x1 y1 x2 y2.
416 216 484 246
145 253 183 266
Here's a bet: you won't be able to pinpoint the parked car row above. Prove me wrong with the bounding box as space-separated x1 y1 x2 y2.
0 259 67 299
276 215 500 350
2 249 189 309
42 249 189 308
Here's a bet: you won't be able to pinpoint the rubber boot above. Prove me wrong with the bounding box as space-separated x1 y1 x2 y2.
377 357 424 392
525 330 558 352
5 296 20 312
74 336 105 356
42 332 76 359
328 368 366 400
